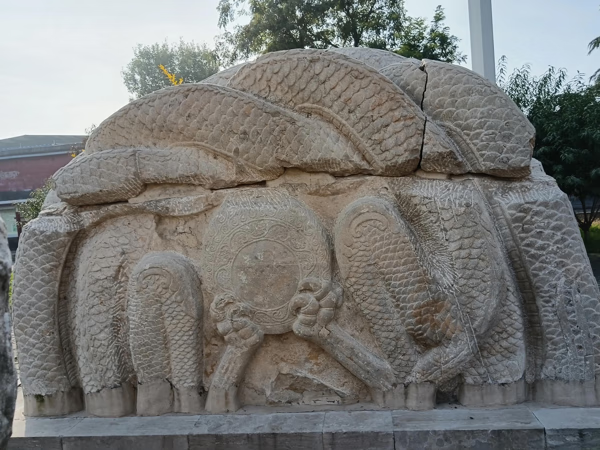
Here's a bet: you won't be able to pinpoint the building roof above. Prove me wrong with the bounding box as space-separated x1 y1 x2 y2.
0 135 86 159
0 135 86 149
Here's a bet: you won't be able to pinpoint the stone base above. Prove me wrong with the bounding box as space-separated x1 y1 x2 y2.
10 405 600 449
532 379 599 407
85 383 136 417
136 381 204 416
23 388 84 417
371 383 436 410
459 379 527 407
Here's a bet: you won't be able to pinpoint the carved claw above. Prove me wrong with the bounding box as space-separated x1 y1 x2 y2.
206 294 264 413
289 280 395 392
211 294 263 351
291 279 342 339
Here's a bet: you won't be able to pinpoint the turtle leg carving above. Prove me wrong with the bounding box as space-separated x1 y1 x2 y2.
205 294 264 413
335 188 526 407
12 217 83 417
128 252 204 416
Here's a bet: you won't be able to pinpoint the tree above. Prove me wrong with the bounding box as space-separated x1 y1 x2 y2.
498 58 600 242
394 6 466 63
328 0 405 48
122 39 219 100
216 0 336 63
216 1 464 65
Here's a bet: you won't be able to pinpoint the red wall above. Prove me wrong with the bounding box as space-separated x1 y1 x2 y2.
0 153 72 192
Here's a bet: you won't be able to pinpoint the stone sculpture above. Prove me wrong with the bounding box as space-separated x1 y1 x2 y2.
0 218 16 449
12 49 600 417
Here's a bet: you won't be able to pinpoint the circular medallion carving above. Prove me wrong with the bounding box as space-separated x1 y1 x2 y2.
202 189 331 334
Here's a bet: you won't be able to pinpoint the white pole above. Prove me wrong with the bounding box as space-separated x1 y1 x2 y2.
468 0 496 82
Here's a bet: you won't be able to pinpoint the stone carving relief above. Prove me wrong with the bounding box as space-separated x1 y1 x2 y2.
11 48 600 417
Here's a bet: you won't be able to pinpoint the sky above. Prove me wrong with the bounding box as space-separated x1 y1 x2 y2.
0 0 598 140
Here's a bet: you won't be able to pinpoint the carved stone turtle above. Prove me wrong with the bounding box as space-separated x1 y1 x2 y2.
12 49 600 417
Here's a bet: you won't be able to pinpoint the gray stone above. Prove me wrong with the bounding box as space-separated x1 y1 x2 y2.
458 379 527 407
532 379 598 407
9 406 600 449
323 410 393 450
84 383 136 417
9 416 82 450
8 437 62 450
65 415 198 437
11 416 83 437
532 407 600 449
393 407 545 449
23 388 83 417
62 436 188 450
189 412 324 450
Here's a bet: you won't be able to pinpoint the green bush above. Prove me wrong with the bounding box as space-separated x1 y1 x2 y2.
582 224 600 254
15 179 52 228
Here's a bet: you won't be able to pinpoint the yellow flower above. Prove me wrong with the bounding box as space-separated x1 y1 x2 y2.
158 64 184 86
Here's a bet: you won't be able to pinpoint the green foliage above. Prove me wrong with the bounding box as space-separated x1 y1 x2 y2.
498 58 600 241
15 180 53 228
394 6 466 63
216 0 336 63
216 1 464 65
122 39 219 100
582 224 600 254
328 0 405 48
589 36 600 55
497 56 571 113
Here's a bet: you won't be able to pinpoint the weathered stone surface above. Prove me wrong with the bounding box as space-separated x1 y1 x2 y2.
11 48 599 418
393 407 545 449
327 47 407 70
128 252 204 415
420 60 535 177
10 416 83 450
189 411 325 450
8 437 62 450
0 218 16 450
14 405 600 449
323 410 394 450
380 59 535 177
532 407 600 449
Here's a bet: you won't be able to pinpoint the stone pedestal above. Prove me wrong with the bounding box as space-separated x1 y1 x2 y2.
9 404 600 450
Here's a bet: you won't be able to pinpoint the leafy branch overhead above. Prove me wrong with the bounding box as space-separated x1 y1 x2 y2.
216 1 465 65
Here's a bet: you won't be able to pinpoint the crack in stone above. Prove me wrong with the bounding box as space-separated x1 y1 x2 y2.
417 61 429 170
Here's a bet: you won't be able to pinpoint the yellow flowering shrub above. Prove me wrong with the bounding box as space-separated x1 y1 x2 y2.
159 64 184 86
